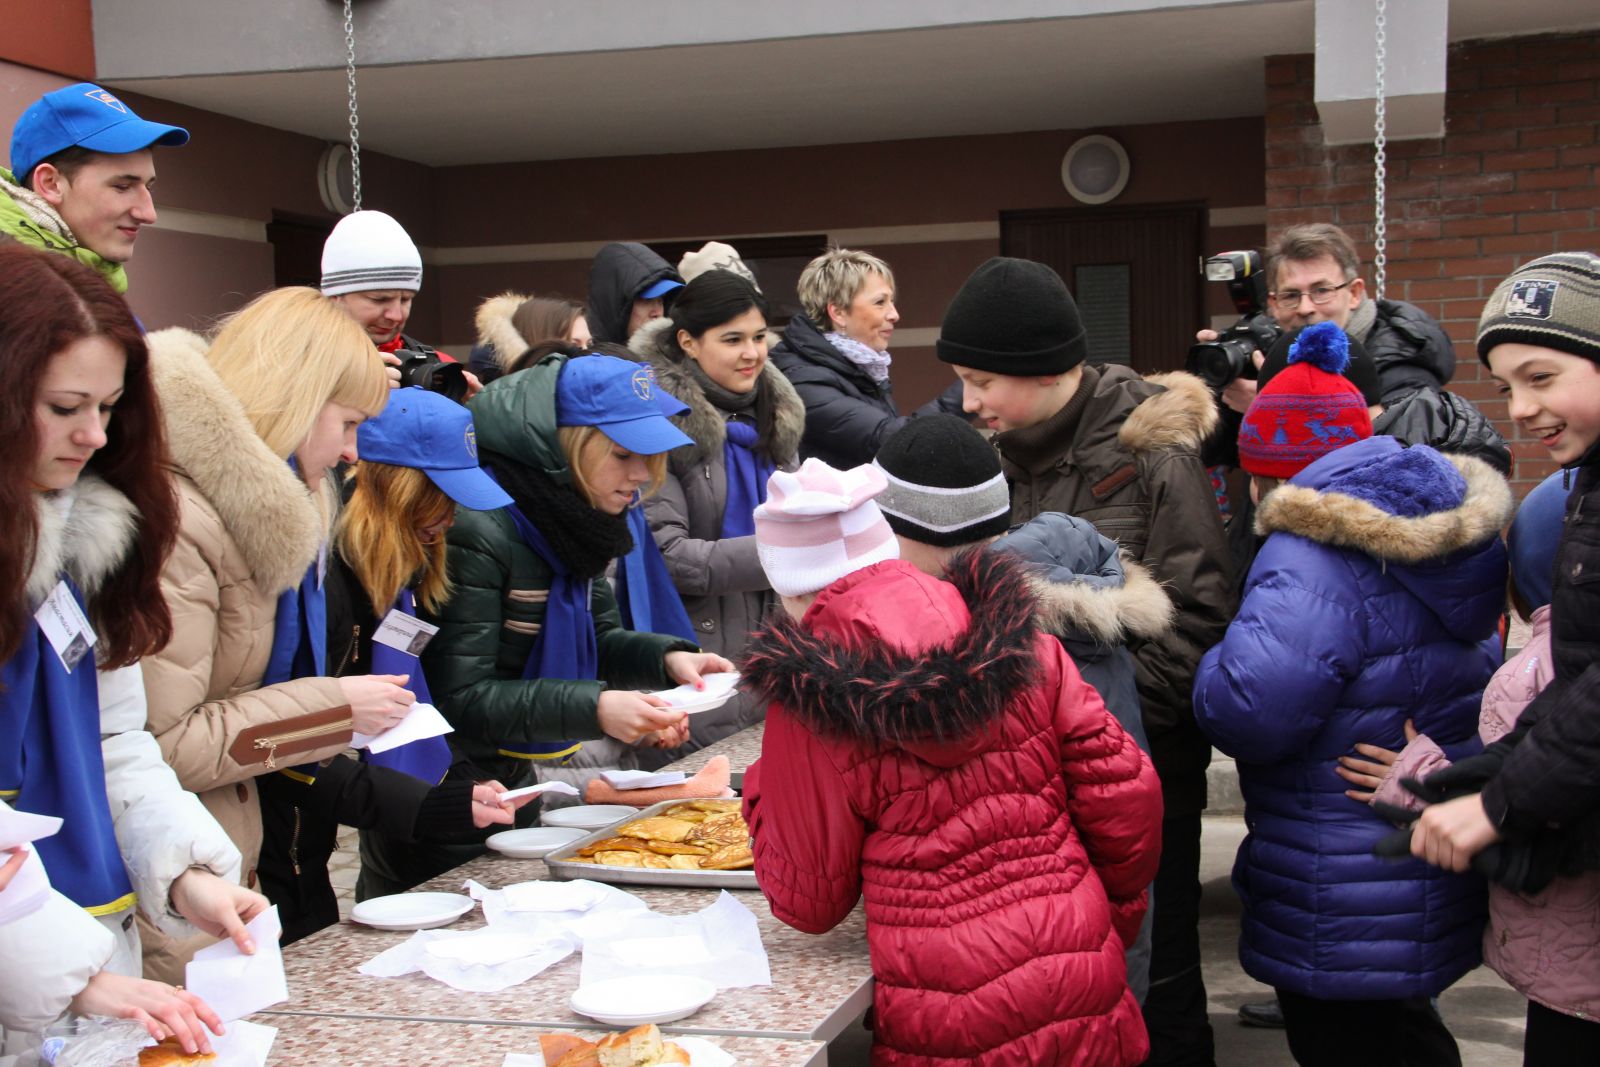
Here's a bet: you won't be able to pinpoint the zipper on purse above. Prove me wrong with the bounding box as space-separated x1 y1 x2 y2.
255 716 354 769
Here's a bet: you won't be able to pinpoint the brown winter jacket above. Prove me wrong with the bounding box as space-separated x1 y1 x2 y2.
996 364 1233 815
141 330 351 894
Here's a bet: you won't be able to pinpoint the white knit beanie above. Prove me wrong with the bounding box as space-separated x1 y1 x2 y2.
754 459 899 597
320 210 423 296
678 241 759 290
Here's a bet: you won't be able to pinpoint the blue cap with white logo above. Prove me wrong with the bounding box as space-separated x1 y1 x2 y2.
357 388 513 511
10 83 189 182
556 356 693 455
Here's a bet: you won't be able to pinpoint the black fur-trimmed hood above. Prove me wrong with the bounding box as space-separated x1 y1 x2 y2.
740 549 1041 763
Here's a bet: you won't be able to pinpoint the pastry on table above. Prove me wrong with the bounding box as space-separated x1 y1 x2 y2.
138 1039 217 1066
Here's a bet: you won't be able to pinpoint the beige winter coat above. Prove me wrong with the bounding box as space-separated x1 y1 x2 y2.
141 329 350 891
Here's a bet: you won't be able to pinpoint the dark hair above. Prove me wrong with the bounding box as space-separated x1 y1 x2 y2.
23 145 98 190
510 296 584 349
507 340 581 376
667 271 768 341
0 244 179 665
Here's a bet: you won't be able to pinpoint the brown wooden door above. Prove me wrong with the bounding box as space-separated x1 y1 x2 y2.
1000 204 1204 374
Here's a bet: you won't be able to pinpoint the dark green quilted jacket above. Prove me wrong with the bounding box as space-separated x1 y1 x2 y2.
421 353 695 781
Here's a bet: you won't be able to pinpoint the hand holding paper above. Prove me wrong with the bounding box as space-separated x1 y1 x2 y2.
185 906 288 1021
496 781 580 805
352 700 454 753
0 805 63 925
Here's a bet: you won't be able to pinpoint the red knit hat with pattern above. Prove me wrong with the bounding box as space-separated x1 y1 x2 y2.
1238 321 1373 479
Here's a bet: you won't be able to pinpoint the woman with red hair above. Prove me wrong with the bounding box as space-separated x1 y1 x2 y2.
0 243 265 1059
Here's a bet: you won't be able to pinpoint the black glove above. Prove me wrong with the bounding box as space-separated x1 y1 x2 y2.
1370 790 1561 894
1400 752 1503 805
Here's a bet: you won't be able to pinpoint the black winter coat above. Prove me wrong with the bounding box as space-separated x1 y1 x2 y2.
587 243 681 346
1482 455 1600 866
1363 298 1457 398
1373 387 1512 476
768 313 964 469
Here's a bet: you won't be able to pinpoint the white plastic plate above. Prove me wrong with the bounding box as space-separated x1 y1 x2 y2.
349 892 473 930
485 826 588 859
539 804 637 831
568 973 718 1026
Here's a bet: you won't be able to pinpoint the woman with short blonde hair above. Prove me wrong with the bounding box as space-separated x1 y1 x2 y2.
772 247 963 468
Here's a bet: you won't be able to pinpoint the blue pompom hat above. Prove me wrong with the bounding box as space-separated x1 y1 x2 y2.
1239 321 1373 478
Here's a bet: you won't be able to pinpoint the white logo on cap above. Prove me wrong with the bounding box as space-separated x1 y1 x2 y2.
84 89 127 114
631 366 655 401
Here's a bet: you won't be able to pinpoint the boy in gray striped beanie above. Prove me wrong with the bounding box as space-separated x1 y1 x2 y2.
872 414 1012 574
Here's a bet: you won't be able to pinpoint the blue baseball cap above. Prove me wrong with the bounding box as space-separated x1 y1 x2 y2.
556 356 693 455
639 278 683 300
10 83 189 182
357 388 513 511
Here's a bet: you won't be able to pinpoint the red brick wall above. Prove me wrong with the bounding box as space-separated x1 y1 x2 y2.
1264 30 1600 496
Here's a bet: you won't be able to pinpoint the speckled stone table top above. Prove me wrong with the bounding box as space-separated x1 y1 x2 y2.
665 722 765 775
271 852 871 1042
247 1014 827 1066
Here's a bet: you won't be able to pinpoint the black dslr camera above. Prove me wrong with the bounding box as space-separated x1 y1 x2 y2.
1186 250 1283 392
393 342 469 404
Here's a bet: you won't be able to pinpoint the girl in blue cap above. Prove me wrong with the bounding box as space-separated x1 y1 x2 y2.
425 353 733 809
251 387 534 941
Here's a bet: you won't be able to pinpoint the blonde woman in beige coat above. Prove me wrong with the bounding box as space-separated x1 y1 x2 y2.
139 289 405 978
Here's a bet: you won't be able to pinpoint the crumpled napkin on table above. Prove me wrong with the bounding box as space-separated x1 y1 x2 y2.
579 890 770 990
357 924 576 993
467 877 650 945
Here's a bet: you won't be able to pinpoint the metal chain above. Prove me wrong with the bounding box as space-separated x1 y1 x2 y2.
343 0 363 212
1372 0 1388 301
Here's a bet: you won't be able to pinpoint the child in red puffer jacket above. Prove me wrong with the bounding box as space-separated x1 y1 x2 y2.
740 458 1163 1067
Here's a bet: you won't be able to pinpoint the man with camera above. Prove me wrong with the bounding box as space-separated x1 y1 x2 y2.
1199 222 1455 416
322 210 479 403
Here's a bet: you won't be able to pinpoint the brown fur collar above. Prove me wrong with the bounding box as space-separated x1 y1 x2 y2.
1025 554 1174 646
474 292 531 372
146 327 328 595
1118 370 1218 453
628 317 805 468
740 549 1040 744
1255 453 1514 563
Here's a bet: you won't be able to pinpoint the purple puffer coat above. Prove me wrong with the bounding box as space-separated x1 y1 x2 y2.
1194 436 1513 1000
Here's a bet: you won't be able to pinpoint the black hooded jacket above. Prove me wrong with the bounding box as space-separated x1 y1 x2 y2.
1364 298 1457 398
587 242 682 346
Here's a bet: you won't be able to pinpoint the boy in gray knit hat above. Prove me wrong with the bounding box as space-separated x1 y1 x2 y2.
875 414 1173 1002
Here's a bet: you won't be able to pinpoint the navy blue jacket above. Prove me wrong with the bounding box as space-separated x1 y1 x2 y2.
1194 436 1512 999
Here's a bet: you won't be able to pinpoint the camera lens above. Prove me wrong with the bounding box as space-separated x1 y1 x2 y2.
1186 340 1247 391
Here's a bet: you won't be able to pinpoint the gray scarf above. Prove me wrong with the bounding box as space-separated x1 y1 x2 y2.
825 331 893 384
1347 297 1378 345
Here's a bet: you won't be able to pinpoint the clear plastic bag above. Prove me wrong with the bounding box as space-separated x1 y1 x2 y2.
38 1017 150 1067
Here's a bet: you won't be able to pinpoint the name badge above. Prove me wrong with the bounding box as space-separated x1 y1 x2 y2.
372 609 439 657
35 580 97 673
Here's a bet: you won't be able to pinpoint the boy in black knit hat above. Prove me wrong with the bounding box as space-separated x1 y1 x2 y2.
936 257 1233 1067
875 413 1175 1003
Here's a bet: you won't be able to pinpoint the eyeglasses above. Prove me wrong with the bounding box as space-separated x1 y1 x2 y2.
1271 280 1355 306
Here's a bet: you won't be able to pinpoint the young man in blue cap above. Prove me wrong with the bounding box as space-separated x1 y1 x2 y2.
3 82 188 293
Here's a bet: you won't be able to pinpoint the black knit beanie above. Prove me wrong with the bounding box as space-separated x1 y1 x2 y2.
1477 252 1600 366
936 257 1087 375
873 415 1013 547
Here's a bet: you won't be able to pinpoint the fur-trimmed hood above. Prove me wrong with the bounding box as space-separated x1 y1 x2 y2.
145 327 327 595
741 551 1041 765
1118 371 1218 453
1256 436 1513 640
628 317 805 468
990 513 1173 657
27 475 140 607
474 291 531 372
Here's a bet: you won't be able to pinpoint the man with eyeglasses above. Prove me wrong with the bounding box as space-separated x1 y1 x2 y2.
1208 223 1456 416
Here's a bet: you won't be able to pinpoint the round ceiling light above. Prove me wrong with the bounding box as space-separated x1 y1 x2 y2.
1061 135 1131 205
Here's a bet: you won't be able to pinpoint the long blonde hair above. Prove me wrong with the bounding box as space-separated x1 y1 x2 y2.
207 287 389 459
558 425 668 507
335 462 454 614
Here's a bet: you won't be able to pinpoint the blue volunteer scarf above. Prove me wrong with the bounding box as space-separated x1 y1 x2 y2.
264 556 328 782
615 504 696 641
720 420 775 539
360 588 450 784
496 499 585 762
0 578 135 915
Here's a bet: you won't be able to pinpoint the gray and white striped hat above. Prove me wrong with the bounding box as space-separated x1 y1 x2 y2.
874 414 1012 548
320 209 423 297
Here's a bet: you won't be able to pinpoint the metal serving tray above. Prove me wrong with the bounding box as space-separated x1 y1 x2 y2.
542 798 758 891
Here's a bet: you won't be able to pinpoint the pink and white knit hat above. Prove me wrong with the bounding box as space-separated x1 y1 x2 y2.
754 459 899 597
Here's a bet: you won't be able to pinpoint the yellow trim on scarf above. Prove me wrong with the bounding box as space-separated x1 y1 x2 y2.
498 742 582 761
279 769 317 785
84 891 138 917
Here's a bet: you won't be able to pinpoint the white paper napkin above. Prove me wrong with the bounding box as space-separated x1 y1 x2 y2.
579 891 770 990
358 925 576 993
207 1018 277 1067
184 906 287 1021
599 769 689 789
496 781 581 804
501 879 615 914
466 878 649 946
352 700 453 753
